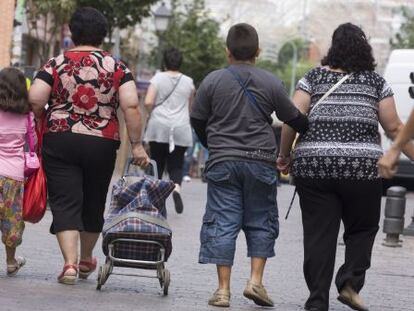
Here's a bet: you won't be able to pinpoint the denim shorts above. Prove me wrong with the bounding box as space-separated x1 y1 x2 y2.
199 160 279 266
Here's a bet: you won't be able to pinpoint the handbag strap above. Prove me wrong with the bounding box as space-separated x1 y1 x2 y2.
153 74 183 109
308 73 352 117
26 113 35 154
226 67 273 124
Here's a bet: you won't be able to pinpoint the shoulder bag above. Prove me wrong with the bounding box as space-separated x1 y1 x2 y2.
23 117 47 224
226 67 273 124
285 73 352 219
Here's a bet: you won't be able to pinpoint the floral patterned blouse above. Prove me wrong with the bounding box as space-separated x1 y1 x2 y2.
35 50 133 140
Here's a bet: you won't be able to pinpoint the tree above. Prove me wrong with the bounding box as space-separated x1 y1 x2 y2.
26 0 76 63
26 0 160 63
391 7 414 49
75 0 159 39
256 38 314 93
152 0 226 86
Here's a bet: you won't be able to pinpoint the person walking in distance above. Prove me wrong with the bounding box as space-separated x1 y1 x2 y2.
0 68 37 276
191 23 309 308
144 48 195 214
277 23 414 311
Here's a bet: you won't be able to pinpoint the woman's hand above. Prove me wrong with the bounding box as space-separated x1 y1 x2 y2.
378 147 401 179
131 143 150 168
276 154 291 175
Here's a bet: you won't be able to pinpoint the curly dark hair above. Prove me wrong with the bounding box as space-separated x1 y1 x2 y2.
0 67 30 114
321 23 376 73
69 7 108 47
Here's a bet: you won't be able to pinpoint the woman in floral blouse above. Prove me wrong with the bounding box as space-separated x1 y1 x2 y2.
29 7 149 285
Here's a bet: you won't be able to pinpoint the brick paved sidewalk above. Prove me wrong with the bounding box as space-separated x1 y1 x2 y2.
0 181 413 311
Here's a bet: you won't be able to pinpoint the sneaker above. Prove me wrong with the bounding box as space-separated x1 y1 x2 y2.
208 288 230 307
243 280 274 307
183 175 192 182
173 191 184 214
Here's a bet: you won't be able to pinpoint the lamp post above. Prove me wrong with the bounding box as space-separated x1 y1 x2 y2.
153 2 172 69
280 40 298 97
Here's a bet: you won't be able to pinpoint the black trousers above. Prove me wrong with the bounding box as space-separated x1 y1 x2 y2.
149 142 187 185
295 178 382 311
43 132 119 234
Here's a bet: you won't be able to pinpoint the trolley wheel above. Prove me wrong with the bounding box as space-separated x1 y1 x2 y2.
101 263 111 284
96 266 103 290
157 264 164 287
105 258 113 274
163 269 170 296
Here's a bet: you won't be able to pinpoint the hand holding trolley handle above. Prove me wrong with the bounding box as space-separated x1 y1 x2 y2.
131 142 150 168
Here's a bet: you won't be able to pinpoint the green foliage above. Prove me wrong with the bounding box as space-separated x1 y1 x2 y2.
75 0 159 34
391 7 414 49
153 0 227 86
257 38 314 94
26 0 159 63
28 0 76 24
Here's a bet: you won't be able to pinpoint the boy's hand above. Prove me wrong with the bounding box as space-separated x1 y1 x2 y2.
276 155 291 175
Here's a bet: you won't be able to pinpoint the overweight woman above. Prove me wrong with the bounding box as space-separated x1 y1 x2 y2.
29 7 149 285
277 23 414 311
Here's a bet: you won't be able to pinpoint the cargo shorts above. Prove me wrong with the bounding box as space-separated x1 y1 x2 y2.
199 160 279 266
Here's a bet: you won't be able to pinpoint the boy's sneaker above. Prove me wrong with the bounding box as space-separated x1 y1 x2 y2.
243 280 274 307
183 175 192 182
208 288 231 307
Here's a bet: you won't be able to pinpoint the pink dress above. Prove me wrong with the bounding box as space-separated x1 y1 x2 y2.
0 111 36 181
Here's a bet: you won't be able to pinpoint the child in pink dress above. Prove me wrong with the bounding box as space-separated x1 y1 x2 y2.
0 67 36 276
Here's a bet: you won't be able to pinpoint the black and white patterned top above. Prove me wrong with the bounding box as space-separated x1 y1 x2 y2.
291 67 394 180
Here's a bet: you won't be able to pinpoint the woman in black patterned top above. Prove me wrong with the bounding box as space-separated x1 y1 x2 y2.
277 23 414 311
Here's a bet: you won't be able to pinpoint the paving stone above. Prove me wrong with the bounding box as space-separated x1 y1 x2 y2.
0 180 413 311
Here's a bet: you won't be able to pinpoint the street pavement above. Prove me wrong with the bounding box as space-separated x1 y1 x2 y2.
0 179 413 311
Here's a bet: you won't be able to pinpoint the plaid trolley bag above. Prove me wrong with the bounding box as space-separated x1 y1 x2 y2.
97 160 175 295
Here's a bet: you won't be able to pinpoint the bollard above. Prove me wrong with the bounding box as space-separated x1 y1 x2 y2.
382 186 406 247
403 209 414 236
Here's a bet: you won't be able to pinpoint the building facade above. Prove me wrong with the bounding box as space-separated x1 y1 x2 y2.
0 0 16 68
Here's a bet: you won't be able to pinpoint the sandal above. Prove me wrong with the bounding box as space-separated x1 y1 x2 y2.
208 289 231 307
7 256 26 277
78 258 97 280
58 264 78 285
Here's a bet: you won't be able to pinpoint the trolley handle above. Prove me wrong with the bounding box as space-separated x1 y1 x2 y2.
123 158 158 179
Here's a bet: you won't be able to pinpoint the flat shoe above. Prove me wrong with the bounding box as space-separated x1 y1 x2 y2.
208 289 230 307
338 294 369 311
243 280 274 307
58 264 78 285
78 258 97 279
7 256 26 277
173 191 184 214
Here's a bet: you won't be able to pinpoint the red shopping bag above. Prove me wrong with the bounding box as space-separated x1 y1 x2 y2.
23 121 47 223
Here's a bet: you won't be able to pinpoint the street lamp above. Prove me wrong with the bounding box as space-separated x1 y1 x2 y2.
154 2 172 32
283 40 298 97
153 2 172 68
